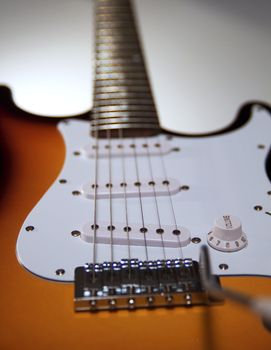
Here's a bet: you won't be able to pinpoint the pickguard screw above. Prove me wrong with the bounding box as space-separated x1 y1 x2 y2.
72 190 81 196
219 264 229 271
172 147 180 152
55 269 65 276
257 144 265 149
254 205 263 211
180 185 190 191
26 225 35 231
71 230 81 237
59 179 67 184
267 191 271 196
192 237 201 244
73 151 81 156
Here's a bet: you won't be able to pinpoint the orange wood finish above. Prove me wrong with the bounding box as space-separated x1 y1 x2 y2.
0 102 271 350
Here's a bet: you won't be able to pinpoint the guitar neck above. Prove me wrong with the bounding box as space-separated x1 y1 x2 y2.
92 0 160 138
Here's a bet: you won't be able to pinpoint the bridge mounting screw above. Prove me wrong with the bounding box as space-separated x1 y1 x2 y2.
109 299 116 307
25 225 35 232
185 294 192 305
128 298 135 307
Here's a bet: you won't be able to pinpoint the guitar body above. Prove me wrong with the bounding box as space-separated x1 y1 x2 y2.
1 95 271 349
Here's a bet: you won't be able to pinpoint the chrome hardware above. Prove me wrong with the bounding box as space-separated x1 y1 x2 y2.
74 259 219 311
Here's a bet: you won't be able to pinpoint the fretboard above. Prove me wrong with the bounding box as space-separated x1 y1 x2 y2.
91 0 160 137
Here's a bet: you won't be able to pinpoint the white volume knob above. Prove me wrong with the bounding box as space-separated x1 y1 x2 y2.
207 215 247 252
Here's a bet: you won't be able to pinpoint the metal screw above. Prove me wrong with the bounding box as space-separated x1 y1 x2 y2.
134 182 141 187
257 144 265 149
254 205 263 211
219 264 229 271
72 190 81 196
192 237 201 244
172 147 180 152
55 269 65 276
180 185 190 191
25 225 35 232
147 296 155 305
166 295 173 304
185 294 192 305
267 191 271 196
73 151 81 156
172 229 180 235
140 227 148 233
128 298 135 307
71 230 81 237
123 226 131 232
59 179 67 184
162 180 170 185
109 299 116 307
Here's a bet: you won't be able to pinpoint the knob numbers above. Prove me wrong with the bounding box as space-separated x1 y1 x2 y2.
207 215 247 252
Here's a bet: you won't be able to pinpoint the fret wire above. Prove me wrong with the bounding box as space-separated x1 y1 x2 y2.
157 135 184 258
93 105 156 112
94 85 151 93
92 111 156 118
94 92 151 100
94 99 155 106
94 79 148 87
132 138 149 261
144 138 166 260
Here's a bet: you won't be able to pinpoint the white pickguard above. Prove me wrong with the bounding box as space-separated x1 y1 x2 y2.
16 106 271 282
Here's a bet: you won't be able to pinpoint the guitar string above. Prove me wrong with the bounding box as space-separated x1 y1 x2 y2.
92 119 100 282
118 128 131 262
144 137 166 260
158 135 184 259
132 138 149 262
106 129 114 265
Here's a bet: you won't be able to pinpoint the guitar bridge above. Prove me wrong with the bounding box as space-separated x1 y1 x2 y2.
74 259 220 311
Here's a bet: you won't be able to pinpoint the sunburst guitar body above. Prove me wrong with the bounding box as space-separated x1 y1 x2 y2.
1 0 271 349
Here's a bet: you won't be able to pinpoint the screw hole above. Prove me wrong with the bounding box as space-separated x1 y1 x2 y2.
254 205 263 211
55 269 65 276
219 264 229 271
26 226 35 232
71 230 81 237
192 237 201 244
72 190 81 196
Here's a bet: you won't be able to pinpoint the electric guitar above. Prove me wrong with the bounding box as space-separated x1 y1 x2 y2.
1 0 271 349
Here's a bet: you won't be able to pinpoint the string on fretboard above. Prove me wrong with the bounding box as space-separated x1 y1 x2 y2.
92 0 160 138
